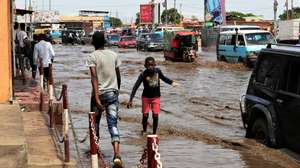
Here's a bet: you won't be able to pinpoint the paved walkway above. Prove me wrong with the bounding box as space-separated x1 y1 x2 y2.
0 78 75 168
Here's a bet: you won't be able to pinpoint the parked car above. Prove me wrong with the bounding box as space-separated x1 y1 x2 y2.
145 33 163 51
136 33 150 51
61 30 85 45
240 45 300 153
118 36 136 48
217 30 276 67
106 34 121 46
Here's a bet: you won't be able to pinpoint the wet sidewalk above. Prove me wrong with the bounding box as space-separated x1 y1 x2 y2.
0 78 75 168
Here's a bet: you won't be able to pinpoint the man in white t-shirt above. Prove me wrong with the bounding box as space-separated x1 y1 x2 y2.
17 23 28 52
33 34 55 83
87 31 122 167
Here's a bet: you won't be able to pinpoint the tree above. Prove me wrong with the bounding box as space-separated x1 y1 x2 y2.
109 17 122 28
161 8 182 24
279 7 300 20
226 11 257 21
135 12 140 25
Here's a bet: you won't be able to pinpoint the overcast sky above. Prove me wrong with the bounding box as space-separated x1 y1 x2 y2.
15 0 300 23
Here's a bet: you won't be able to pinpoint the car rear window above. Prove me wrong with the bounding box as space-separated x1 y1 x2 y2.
284 61 300 94
255 55 283 89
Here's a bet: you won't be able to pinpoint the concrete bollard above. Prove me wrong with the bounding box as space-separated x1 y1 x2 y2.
48 64 54 128
89 112 98 168
147 135 160 168
62 84 70 163
39 61 44 112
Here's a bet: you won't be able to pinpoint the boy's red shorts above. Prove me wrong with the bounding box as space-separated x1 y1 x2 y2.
142 97 160 115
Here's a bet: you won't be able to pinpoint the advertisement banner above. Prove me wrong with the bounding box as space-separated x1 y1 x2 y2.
33 10 60 23
140 4 153 24
205 0 225 26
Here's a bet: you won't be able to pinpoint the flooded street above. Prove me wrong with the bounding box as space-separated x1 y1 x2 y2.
52 45 300 168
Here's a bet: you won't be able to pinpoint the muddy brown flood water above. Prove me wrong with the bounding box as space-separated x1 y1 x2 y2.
52 45 300 168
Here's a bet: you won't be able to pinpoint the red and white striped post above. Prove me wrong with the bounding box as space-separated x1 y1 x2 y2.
48 63 54 128
147 135 160 168
89 112 98 168
39 60 44 112
62 84 70 162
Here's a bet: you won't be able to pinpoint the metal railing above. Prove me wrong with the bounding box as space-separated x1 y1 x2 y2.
88 111 163 168
39 62 70 163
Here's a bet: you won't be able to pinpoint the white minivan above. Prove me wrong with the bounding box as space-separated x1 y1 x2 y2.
220 25 261 32
217 29 276 67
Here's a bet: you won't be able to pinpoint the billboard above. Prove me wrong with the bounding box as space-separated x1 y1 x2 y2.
140 4 153 24
205 0 225 26
33 10 60 23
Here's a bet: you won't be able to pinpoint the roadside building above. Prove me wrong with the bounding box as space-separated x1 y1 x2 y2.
60 15 104 35
0 0 12 103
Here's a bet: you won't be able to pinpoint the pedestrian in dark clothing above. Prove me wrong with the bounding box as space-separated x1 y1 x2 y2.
127 57 178 134
24 34 38 79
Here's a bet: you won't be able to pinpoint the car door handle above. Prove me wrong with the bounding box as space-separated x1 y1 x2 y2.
218 49 226 51
276 99 283 104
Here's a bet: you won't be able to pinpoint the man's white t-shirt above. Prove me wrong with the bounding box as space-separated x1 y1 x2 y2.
17 31 27 48
87 50 121 94
33 40 55 68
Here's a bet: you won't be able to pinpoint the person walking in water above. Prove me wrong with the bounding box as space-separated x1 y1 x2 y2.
127 57 178 135
87 31 122 166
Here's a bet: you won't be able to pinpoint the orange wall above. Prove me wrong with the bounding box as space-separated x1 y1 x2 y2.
0 0 12 103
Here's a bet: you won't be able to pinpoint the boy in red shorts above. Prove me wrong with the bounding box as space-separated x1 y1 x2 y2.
127 57 178 134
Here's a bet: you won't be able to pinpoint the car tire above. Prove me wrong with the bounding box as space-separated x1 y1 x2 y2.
218 55 227 62
251 118 271 146
243 57 253 68
217 54 221 61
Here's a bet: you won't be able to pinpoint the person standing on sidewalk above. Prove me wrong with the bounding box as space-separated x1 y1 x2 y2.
87 31 122 166
17 23 28 55
33 34 55 85
127 57 178 135
24 34 39 80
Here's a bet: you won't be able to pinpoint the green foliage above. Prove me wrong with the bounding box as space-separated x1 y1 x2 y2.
226 11 257 21
279 7 300 20
161 8 182 24
109 17 122 28
135 12 140 25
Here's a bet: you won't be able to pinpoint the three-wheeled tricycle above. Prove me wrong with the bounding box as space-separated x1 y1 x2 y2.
163 30 198 62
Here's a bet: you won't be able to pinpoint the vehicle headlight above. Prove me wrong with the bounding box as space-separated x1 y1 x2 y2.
240 95 246 114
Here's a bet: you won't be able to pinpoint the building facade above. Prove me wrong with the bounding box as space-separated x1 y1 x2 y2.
0 0 13 103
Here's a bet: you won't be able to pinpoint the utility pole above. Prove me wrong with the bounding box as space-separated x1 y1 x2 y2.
291 0 294 19
164 0 168 25
49 0 51 10
174 0 176 25
25 0 27 10
286 0 289 20
29 0 32 10
274 0 278 36
174 0 176 9
152 0 155 29
274 0 278 22
180 3 182 23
